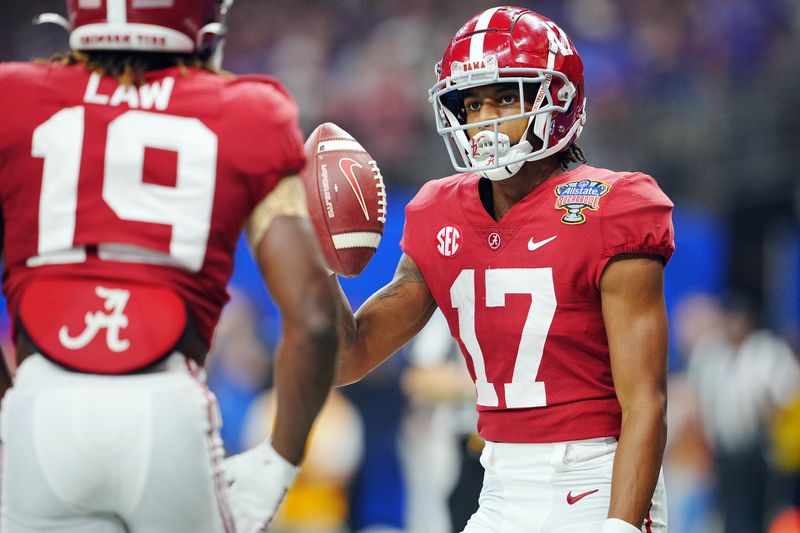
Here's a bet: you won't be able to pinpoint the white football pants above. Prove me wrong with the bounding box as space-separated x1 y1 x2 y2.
462 438 667 533
0 354 235 533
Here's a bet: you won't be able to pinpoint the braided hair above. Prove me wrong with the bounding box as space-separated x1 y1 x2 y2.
44 50 228 85
557 143 587 170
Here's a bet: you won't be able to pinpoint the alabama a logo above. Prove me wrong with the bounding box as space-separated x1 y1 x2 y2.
59 286 131 352
554 179 611 224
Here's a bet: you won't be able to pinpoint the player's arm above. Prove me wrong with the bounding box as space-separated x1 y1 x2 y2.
600 254 668 531
224 175 339 533
333 253 438 386
248 175 338 464
256 216 338 463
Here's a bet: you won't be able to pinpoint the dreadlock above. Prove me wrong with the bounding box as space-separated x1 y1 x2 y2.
43 50 228 86
557 143 587 170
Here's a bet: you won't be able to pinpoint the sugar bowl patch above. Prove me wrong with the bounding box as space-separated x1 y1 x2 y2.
554 179 611 224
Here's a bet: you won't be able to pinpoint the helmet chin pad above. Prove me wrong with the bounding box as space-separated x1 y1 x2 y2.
470 131 510 161
467 123 535 181
469 132 534 181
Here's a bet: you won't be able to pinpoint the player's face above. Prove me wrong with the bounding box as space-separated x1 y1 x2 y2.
463 84 533 143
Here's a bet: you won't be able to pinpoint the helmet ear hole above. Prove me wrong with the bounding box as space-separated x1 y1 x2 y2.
557 82 575 103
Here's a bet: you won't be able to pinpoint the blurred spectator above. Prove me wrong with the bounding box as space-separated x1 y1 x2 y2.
400 310 477 533
664 293 726 532
5 0 798 204
769 506 800 533
342 358 407 533
688 294 800 533
206 288 271 455
771 389 800 533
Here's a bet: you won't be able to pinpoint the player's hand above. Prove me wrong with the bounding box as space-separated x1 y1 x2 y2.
224 441 299 533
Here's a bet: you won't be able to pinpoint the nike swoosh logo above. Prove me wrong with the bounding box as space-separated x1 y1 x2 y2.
339 158 370 221
527 235 557 251
566 489 599 505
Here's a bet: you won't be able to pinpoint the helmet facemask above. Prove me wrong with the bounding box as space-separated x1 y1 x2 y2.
430 57 581 181
198 0 234 69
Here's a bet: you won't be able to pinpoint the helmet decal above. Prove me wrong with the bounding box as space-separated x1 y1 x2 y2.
105 0 127 24
467 7 502 63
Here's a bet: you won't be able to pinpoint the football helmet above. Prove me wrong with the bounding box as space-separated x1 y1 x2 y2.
429 7 586 181
36 1 233 66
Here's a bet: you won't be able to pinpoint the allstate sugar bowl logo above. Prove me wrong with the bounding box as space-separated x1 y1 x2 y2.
554 179 611 224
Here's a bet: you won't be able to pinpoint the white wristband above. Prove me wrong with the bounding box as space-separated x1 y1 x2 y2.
262 442 300 489
600 518 640 533
224 441 300 532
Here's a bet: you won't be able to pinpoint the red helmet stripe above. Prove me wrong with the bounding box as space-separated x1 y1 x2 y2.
106 0 128 23
469 7 502 62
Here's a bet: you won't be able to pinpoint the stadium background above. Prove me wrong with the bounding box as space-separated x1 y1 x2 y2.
2 1 799 532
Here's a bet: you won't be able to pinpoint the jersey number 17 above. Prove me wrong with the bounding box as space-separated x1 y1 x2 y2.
451 268 556 409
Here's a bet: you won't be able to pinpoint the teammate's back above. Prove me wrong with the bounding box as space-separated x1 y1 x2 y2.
0 60 305 342
0 2 340 532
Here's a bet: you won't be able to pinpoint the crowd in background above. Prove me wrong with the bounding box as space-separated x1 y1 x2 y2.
4 0 800 206
3 0 800 532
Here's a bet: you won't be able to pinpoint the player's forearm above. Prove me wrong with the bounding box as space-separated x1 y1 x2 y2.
331 280 364 387
333 253 436 387
608 397 667 527
333 288 435 387
332 296 399 386
331 279 408 387
270 323 337 466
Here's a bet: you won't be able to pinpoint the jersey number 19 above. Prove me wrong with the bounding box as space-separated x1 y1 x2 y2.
31 106 217 272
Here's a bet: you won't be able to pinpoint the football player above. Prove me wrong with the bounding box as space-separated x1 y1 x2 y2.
333 7 673 533
0 1 339 532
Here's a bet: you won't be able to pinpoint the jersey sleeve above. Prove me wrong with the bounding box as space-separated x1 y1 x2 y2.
227 76 306 200
0 63 21 152
593 173 675 288
399 179 439 264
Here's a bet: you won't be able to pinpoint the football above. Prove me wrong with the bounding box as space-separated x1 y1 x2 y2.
301 122 387 277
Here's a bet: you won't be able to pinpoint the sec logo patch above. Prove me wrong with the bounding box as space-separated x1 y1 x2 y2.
437 225 462 257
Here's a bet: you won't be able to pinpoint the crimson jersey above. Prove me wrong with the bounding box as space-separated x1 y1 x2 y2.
0 62 305 344
400 165 674 443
